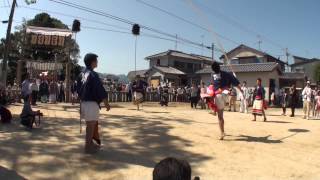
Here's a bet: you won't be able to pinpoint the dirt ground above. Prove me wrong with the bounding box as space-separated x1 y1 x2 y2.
0 102 320 180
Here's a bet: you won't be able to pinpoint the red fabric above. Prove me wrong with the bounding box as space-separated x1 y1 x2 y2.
263 100 268 110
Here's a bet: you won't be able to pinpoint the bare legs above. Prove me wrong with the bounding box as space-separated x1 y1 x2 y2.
252 110 267 121
85 121 100 153
217 109 225 140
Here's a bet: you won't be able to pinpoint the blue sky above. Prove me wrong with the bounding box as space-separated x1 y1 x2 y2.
0 0 319 74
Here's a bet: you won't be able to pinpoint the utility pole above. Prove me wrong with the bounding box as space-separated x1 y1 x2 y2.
257 40 262 50
134 36 137 76
175 34 178 50
211 43 214 61
1 0 17 85
285 48 290 72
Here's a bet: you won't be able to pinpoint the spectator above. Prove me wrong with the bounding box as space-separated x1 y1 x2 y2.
153 157 192 180
39 79 49 103
49 81 58 104
199 82 207 109
315 90 320 118
289 84 299 117
228 85 237 112
177 87 184 102
302 81 312 119
21 74 32 103
280 88 289 116
0 83 7 105
30 79 39 105
58 81 65 102
71 80 78 105
312 87 318 117
190 83 199 109
270 91 275 106
240 81 249 113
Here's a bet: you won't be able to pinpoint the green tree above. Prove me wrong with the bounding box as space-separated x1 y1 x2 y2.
314 63 320 83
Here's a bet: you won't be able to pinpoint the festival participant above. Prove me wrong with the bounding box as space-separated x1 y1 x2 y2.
132 75 147 110
77 53 111 154
211 61 242 140
20 97 43 129
289 84 299 117
252 78 267 122
239 81 249 113
302 81 312 119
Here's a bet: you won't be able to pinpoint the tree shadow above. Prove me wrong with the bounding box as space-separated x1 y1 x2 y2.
232 135 282 144
0 110 211 178
0 166 27 180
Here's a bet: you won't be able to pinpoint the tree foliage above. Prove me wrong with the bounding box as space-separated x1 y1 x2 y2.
314 63 320 83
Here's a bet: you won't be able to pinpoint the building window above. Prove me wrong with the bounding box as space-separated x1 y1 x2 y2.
187 63 193 70
174 61 185 69
156 59 160 66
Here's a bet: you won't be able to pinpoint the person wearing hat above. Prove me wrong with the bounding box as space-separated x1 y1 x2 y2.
302 81 312 119
77 53 111 153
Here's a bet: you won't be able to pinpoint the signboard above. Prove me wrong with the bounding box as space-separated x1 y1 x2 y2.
26 61 63 71
26 26 72 48
30 34 66 47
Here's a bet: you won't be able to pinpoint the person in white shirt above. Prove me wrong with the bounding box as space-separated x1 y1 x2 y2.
21 74 32 103
30 79 39 105
240 81 249 113
302 81 312 119
177 87 184 102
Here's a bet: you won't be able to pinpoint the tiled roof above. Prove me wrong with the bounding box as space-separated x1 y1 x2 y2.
291 58 320 66
127 69 148 78
152 66 185 75
145 50 215 63
220 44 286 65
196 63 280 74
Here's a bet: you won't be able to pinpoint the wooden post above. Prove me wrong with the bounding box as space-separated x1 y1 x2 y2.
65 50 71 102
1 0 17 85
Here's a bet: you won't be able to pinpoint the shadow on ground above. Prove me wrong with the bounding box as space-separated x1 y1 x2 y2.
0 108 211 179
0 166 26 180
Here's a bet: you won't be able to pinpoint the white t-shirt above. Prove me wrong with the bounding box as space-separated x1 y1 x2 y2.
302 86 312 102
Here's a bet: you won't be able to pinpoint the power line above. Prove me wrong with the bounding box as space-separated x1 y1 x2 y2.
20 4 210 50
47 0 217 52
136 0 241 45
19 5 130 31
193 1 287 51
137 0 292 58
